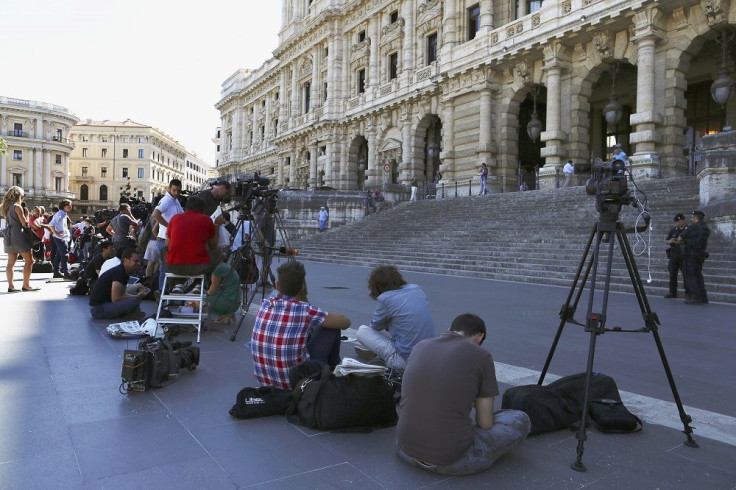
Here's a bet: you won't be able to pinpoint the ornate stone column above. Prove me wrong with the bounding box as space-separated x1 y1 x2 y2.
1 153 7 187
340 133 349 189
480 0 494 33
439 98 455 178
43 149 51 190
518 1 527 18
291 63 299 120
311 47 320 110
309 140 318 188
478 87 493 168
63 153 70 193
289 148 298 186
629 8 664 178
231 108 242 160
401 111 412 178
279 69 288 130
403 0 415 73
27 148 34 191
369 19 379 90
442 0 458 46
366 124 378 187
539 42 569 190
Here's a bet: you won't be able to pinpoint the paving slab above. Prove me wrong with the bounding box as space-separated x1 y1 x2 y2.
1 255 734 489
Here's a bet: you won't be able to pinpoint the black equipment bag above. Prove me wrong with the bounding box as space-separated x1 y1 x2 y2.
501 372 642 435
120 339 199 393
229 386 293 419
286 363 397 431
32 261 54 273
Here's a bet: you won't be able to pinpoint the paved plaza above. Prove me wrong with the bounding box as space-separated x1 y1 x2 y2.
1 255 735 489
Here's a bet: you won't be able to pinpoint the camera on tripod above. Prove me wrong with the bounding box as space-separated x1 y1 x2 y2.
585 158 632 221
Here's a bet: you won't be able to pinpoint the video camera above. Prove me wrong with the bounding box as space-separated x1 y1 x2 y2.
585 158 650 230
222 172 278 212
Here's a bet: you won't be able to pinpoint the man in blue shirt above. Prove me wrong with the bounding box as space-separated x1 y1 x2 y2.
611 144 627 163
151 179 183 291
46 199 73 278
356 265 435 370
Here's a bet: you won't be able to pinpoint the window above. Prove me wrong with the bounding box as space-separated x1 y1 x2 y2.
55 177 62 192
12 173 22 187
358 69 366 94
685 80 722 136
529 0 543 13
101 167 107 177
13 149 22 160
100 185 108 201
389 52 399 80
324 82 328 102
427 32 438 64
82 148 88 157
12 123 23 137
102 148 107 157
390 11 399 24
80 184 89 201
138 149 144 159
138 137 144 143
304 82 311 113
468 4 481 40
82 135 88 142
122 168 129 178
82 166 88 176
260 125 265 141
358 30 366 43
123 149 129 158
138 168 144 178
55 129 63 141
55 154 62 164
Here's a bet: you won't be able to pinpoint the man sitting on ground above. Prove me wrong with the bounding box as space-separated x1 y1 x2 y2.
397 313 531 475
356 265 435 369
89 248 150 320
250 261 351 389
85 239 115 287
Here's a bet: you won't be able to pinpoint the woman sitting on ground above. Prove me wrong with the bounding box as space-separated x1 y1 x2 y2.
206 259 240 323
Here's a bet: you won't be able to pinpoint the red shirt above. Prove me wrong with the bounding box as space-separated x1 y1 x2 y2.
166 211 215 265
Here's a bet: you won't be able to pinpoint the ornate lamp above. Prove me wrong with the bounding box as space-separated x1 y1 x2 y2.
711 29 735 130
603 62 623 126
526 85 543 142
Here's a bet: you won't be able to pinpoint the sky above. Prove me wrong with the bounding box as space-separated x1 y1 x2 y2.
2 0 282 164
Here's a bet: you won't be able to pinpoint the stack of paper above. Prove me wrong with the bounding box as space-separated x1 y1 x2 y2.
333 357 387 377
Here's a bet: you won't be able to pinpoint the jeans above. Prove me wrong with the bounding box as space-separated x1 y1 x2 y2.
306 326 342 369
357 325 407 370
51 236 70 274
89 297 142 320
561 173 572 188
397 410 531 476
480 176 489 195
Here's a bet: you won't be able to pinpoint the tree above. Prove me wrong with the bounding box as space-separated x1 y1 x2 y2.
0 137 7 156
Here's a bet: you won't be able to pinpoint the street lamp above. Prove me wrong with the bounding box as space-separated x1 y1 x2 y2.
603 62 623 126
711 29 735 130
526 84 543 142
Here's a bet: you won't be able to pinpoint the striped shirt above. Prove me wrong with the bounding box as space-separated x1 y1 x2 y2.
251 295 327 389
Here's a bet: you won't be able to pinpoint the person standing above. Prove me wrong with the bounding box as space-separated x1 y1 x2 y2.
664 213 688 299
397 314 530 475
106 203 140 253
410 178 418 201
611 144 628 163
561 160 574 188
479 163 489 195
355 265 435 370
679 210 710 304
151 179 183 291
2 186 38 292
317 206 328 231
46 199 73 279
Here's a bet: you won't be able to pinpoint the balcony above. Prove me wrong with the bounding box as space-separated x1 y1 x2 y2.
8 130 28 138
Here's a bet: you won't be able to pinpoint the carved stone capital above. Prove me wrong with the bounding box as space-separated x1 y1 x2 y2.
701 0 731 26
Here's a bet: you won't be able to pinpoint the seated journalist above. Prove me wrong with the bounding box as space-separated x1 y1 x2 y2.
397 313 530 476
250 261 351 389
89 248 150 320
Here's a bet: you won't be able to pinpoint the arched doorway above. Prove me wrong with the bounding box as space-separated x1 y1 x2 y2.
424 116 442 182
518 87 546 189
589 62 635 160
80 184 89 201
356 137 368 189
99 185 108 202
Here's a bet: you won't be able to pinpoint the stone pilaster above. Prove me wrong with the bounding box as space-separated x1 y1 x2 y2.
401 112 412 178
366 124 378 187
311 46 320 109
539 42 569 189
439 98 455 178
1 153 7 187
478 88 493 167
403 0 415 73
43 149 51 190
442 0 458 46
309 140 319 188
480 0 493 34
369 19 379 90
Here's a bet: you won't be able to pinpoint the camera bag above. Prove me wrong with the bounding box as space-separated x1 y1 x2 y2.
120 349 150 393
286 362 397 431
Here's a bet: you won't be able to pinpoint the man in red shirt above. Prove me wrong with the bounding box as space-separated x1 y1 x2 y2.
166 195 221 281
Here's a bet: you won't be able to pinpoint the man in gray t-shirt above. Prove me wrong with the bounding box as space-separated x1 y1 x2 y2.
106 203 140 252
397 313 530 476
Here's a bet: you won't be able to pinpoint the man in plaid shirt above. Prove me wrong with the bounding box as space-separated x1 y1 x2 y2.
251 261 351 388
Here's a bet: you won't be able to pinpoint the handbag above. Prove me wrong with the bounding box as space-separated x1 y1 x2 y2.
229 386 293 419
24 226 43 249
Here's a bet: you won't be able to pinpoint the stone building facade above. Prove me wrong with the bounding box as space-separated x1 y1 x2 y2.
69 120 194 214
0 96 79 205
216 0 735 195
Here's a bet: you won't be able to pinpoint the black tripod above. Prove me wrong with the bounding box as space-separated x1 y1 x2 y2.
538 215 698 472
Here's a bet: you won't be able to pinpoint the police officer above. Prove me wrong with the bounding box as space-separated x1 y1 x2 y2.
664 213 688 299
678 210 710 304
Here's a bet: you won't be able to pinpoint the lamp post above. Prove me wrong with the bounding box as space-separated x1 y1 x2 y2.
711 29 735 131
603 62 623 127
526 84 543 142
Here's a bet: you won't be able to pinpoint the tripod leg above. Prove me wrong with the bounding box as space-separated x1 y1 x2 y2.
539 224 598 384
615 228 698 447
571 330 599 472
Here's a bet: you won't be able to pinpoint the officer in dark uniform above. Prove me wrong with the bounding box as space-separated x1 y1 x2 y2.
678 210 710 304
664 213 688 298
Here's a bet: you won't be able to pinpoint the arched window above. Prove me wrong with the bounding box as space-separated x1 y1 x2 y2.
80 184 89 201
100 185 108 201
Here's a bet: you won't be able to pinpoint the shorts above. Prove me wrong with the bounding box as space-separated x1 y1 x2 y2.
144 239 160 263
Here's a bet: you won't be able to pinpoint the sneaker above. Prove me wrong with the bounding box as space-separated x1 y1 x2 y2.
354 345 377 361
171 284 185 294
190 286 202 295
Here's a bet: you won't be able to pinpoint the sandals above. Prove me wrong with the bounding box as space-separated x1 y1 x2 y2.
7 288 20 293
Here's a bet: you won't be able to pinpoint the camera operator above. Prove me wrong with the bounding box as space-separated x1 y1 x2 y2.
196 180 231 217
106 203 141 253
151 179 184 291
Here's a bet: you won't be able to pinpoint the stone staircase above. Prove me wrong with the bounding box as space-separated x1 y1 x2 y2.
291 176 736 304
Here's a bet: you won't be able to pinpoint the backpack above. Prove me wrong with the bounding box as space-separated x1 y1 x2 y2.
229 386 293 419
286 363 397 431
501 372 641 435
